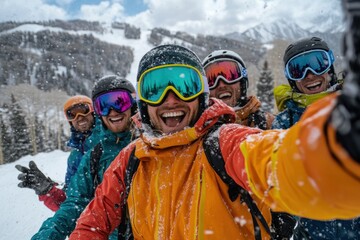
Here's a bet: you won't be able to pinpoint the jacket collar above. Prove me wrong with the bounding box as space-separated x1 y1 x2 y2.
233 96 261 121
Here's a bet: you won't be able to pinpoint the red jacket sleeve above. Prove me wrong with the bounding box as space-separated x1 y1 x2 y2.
38 185 66 212
69 143 136 239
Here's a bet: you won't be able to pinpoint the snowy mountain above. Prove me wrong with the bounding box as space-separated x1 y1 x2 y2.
224 18 343 70
225 18 343 45
244 19 311 43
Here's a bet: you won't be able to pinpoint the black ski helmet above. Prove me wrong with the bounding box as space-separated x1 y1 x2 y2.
202 49 248 107
92 75 137 116
283 37 337 92
136 44 209 126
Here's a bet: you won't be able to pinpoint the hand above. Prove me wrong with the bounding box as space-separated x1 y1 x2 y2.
330 0 360 162
342 0 360 94
15 161 55 195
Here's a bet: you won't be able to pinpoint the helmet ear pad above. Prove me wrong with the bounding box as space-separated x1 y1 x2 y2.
328 65 338 86
137 100 150 126
238 77 248 107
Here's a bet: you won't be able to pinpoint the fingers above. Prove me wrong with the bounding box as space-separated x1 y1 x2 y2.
18 172 38 183
29 161 39 172
18 181 30 188
17 173 28 181
15 165 29 173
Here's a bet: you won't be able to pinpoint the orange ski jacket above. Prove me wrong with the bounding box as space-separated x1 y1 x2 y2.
70 95 360 240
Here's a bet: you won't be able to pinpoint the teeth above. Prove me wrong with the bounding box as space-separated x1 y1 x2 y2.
307 81 321 87
78 121 87 126
162 111 184 118
110 116 123 122
219 92 231 98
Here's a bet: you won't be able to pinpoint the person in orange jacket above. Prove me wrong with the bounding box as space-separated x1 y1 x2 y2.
202 49 274 130
69 40 360 239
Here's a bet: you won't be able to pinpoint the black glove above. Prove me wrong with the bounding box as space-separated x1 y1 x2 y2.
15 161 55 195
331 0 360 162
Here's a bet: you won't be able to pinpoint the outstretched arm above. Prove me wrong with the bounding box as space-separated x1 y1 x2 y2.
222 0 360 220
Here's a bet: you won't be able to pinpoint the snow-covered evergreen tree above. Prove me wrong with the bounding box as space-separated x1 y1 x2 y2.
257 60 274 113
34 115 46 153
0 105 16 163
9 94 32 160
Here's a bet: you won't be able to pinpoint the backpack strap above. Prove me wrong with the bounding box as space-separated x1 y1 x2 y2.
248 110 268 130
90 143 103 189
118 147 138 240
203 125 274 240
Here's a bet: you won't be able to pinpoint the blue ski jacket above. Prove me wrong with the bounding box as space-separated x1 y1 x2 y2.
32 124 132 240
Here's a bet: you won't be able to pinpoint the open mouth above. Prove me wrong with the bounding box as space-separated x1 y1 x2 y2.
78 121 88 126
218 92 232 100
109 115 125 123
305 81 322 91
161 111 185 127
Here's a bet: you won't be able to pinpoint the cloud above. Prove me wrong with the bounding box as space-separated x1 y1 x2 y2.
127 0 342 35
55 0 74 7
77 1 126 23
0 0 343 35
0 0 67 22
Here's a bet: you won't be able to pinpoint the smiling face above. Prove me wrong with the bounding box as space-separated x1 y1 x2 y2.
209 80 241 107
294 72 330 94
147 91 199 134
101 108 131 133
71 113 94 133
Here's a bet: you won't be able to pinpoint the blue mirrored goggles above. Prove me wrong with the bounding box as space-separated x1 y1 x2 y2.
285 49 335 81
93 90 134 116
137 64 207 105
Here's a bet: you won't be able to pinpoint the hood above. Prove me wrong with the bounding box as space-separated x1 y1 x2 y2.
274 84 336 112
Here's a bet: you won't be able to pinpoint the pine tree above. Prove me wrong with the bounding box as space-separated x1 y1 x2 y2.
34 115 46 153
0 116 3 165
0 105 16 163
257 60 274 113
9 94 32 161
46 129 57 152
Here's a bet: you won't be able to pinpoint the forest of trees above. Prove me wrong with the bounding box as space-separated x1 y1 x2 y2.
0 85 69 164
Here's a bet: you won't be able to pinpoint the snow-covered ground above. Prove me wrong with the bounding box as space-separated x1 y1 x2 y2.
0 150 68 239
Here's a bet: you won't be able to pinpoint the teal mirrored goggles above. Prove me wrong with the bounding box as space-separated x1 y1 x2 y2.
137 64 208 105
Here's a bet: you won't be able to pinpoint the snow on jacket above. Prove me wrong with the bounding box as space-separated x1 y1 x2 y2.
233 95 274 130
32 124 132 240
272 89 360 239
272 99 305 130
38 117 102 212
69 96 360 240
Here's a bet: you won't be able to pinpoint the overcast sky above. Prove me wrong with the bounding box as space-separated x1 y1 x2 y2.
1 0 343 35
